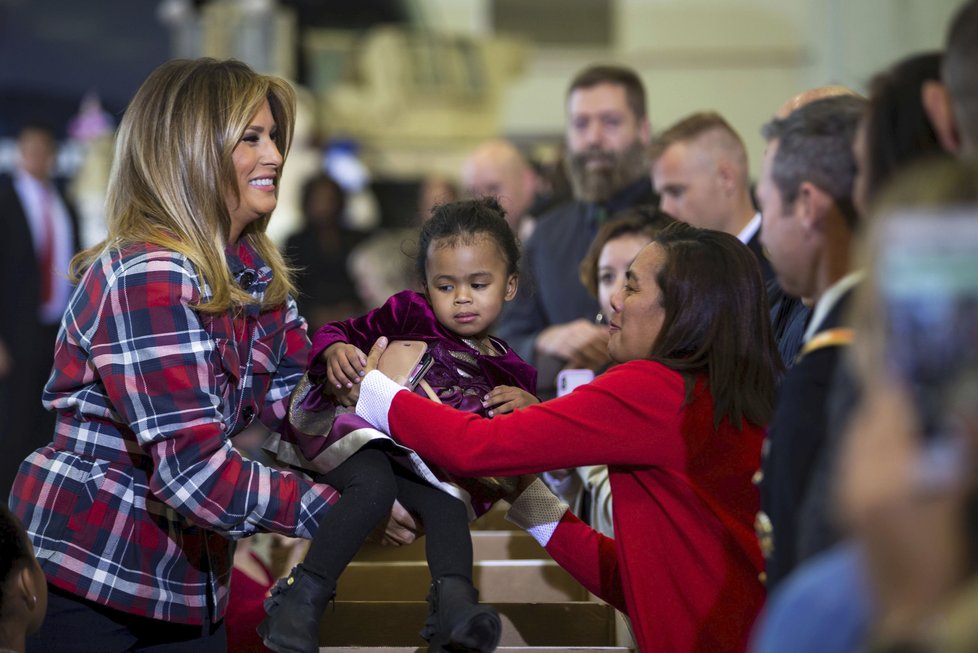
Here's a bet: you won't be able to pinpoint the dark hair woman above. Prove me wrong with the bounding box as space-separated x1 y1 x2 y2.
352 220 781 653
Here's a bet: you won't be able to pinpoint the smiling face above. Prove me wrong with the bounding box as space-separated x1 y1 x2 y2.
607 242 667 363
424 235 518 340
227 99 282 243
597 233 653 322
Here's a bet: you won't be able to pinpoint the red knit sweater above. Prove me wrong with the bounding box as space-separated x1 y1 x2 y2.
384 359 766 653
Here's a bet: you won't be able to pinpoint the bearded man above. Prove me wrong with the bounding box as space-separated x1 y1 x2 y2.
496 65 657 397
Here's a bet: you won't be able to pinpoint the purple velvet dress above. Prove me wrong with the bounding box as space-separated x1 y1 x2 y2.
267 290 537 518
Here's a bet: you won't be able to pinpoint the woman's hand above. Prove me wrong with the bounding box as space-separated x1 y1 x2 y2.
367 499 422 546
484 386 539 417
501 474 541 504
363 336 389 376
329 384 359 407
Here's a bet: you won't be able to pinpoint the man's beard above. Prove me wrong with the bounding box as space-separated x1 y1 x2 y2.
565 140 649 203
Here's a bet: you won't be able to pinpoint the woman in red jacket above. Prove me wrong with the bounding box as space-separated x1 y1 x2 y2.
351 221 781 653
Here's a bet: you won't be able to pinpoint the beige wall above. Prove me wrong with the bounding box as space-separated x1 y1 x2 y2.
415 0 962 179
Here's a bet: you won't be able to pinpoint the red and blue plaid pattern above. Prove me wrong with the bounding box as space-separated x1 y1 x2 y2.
9 240 338 625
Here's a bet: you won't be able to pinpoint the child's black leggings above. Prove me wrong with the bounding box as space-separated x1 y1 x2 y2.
302 446 473 584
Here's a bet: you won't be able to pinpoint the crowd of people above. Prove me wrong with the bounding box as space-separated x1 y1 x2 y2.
2 2 978 652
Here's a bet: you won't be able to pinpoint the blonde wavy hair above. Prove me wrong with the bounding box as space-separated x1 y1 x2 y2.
71 58 297 313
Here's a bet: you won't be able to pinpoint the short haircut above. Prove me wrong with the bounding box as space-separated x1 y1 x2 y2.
17 122 57 141
649 111 749 184
761 95 866 227
579 205 675 296
943 0 978 147
567 65 647 120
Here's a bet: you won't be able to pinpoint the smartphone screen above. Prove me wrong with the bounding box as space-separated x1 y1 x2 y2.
406 353 434 390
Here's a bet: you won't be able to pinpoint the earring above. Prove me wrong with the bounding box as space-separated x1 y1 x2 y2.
30 594 37 609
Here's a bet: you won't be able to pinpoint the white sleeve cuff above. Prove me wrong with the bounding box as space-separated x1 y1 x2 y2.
355 369 407 433
505 478 569 547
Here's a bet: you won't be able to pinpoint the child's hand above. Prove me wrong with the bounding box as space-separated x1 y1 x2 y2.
322 343 367 390
483 386 539 417
329 383 360 407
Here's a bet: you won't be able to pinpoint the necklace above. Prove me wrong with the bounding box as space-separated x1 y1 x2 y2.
461 337 500 357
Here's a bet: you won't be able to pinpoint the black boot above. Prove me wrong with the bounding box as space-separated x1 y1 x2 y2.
420 575 502 653
257 565 336 653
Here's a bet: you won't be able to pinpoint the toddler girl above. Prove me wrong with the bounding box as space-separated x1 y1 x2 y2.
260 198 538 653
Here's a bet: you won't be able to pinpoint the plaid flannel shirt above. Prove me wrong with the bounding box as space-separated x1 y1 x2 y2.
9 240 338 624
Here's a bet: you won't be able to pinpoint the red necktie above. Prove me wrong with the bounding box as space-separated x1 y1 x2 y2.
38 186 54 305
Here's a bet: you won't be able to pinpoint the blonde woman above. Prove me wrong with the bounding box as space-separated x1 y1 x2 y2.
8 58 415 652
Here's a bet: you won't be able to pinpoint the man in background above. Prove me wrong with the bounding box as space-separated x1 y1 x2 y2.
651 111 773 282
461 138 543 242
0 124 80 503
496 64 657 396
755 95 866 588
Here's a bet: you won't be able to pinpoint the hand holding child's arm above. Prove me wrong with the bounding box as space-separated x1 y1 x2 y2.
483 386 539 417
322 343 367 389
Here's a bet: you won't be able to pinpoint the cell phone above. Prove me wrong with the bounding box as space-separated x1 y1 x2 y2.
377 340 432 390
877 210 978 445
875 210 978 496
407 353 434 390
556 369 595 397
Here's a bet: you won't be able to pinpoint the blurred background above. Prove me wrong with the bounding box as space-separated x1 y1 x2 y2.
0 0 962 241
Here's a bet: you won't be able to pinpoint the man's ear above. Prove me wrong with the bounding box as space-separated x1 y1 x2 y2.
715 159 737 195
504 274 519 301
638 117 652 146
796 181 831 232
922 80 960 155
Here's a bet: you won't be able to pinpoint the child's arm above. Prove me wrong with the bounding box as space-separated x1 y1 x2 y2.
319 343 367 407
323 342 368 391
483 385 540 417
310 291 425 396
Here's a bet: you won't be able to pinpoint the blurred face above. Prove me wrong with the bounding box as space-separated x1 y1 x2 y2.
227 99 283 243
607 243 666 363
597 233 653 322
567 83 646 155
757 140 811 298
305 181 343 227
418 178 458 222
425 236 518 340
653 141 728 231
462 161 533 232
565 83 650 202
17 128 56 180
